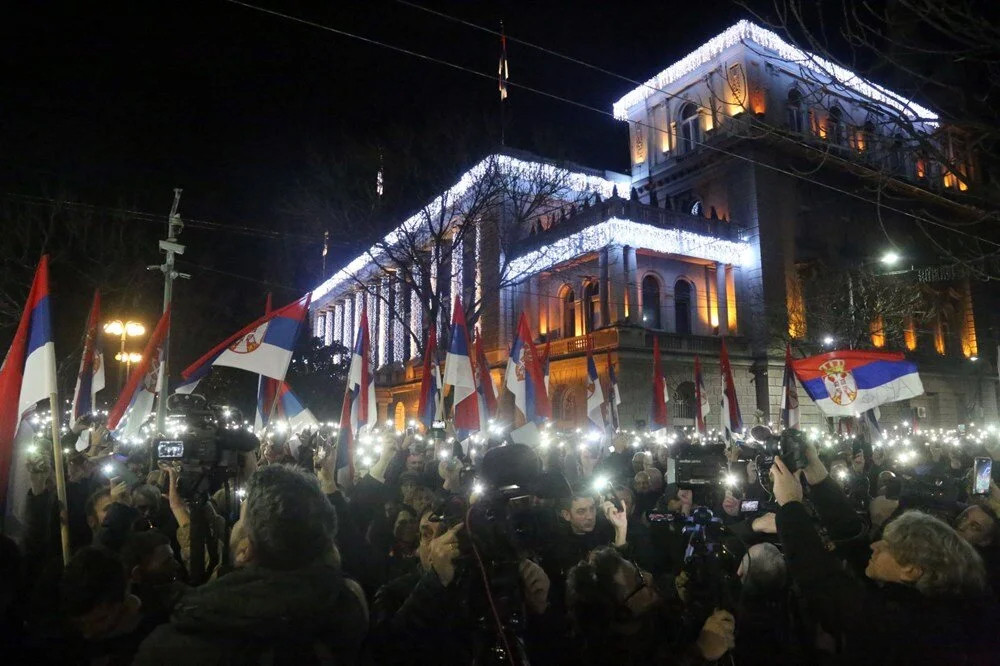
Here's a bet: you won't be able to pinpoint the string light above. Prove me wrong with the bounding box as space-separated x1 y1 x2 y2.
612 20 938 124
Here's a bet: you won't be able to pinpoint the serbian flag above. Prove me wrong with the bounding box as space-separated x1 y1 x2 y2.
0 256 57 509
108 309 170 439
254 293 282 432
272 382 319 433
504 313 550 424
474 331 497 432
179 293 311 391
337 305 376 486
792 350 923 417
585 337 606 429
71 289 105 422
651 338 669 430
780 344 800 429
417 326 443 430
606 354 621 431
694 355 709 435
539 340 551 396
444 297 479 430
720 338 743 442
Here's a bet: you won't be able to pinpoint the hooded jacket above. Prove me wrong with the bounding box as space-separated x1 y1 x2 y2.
133 563 367 666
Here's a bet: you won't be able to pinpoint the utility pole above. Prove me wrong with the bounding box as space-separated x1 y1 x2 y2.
150 189 190 434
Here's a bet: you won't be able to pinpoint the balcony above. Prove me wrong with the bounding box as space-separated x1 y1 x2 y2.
515 193 746 261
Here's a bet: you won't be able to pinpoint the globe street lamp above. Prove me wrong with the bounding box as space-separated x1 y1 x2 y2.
104 319 146 391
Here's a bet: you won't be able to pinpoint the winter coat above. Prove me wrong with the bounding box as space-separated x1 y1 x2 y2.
132 563 367 666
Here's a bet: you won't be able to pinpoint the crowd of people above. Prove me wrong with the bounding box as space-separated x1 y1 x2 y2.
3 412 1000 665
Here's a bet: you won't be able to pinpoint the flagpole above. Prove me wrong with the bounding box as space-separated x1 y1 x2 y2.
48 391 71 564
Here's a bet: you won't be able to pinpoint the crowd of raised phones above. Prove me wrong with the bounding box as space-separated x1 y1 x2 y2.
3 417 1000 665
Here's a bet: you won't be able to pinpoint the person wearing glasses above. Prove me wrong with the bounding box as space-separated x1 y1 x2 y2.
565 545 735 665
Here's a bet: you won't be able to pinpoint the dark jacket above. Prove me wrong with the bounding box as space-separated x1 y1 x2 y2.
777 481 998 664
132 563 367 666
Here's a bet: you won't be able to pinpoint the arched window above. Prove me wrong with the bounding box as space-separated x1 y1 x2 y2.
679 103 700 154
674 381 696 420
561 286 576 338
827 106 845 145
583 281 600 333
786 89 805 133
641 275 662 329
675 279 693 335
393 402 407 433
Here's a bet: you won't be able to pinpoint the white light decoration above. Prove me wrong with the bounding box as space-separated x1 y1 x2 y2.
310 155 627 304
379 277 390 367
324 309 334 346
354 290 363 337
507 217 752 279
393 277 406 362
452 235 463 314
474 223 483 314
612 19 938 124
367 287 379 366
343 297 353 347
315 312 326 339
333 302 343 347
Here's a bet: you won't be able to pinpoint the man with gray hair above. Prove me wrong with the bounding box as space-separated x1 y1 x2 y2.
133 464 367 665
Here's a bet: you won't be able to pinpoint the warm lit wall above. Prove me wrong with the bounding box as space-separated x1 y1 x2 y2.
870 315 885 348
959 281 979 358
786 271 806 339
903 316 917 351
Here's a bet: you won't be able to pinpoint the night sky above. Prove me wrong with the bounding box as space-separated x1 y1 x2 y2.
1 0 780 379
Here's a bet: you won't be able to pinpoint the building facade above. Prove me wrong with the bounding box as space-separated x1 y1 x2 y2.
311 21 997 432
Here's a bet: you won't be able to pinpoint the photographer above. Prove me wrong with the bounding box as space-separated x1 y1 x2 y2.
565 545 735 665
772 451 997 663
134 464 367 665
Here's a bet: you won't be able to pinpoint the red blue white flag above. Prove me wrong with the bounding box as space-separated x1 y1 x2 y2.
107 309 170 439
585 336 606 429
178 293 311 391
337 305 376 486
72 289 105 423
792 350 923 417
444 296 479 431
272 381 319 433
606 353 621 431
720 338 742 442
0 256 57 507
651 337 669 430
504 313 550 424
473 331 497 433
254 293 281 432
417 325 443 430
694 355 709 435
780 344 800 429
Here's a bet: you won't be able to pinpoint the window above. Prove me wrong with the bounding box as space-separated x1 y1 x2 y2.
583 281 601 333
679 103 700 154
674 279 693 335
642 275 662 329
786 89 806 133
561 286 576 338
827 106 845 145
673 381 696 420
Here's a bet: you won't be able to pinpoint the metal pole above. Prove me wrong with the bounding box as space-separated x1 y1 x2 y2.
48 392 71 564
154 189 186 435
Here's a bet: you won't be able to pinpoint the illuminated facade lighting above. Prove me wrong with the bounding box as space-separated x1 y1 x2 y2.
507 217 752 279
311 155 627 303
612 20 938 125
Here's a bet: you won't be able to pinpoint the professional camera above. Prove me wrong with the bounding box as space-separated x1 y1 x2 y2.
748 425 810 478
891 472 961 511
674 443 729 490
678 507 740 639
154 393 259 498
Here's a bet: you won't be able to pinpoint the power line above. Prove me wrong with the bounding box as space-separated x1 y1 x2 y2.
219 0 1000 254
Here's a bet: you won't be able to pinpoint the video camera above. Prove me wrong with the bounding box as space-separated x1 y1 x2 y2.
747 425 810 480
674 443 729 490
678 507 740 638
154 393 259 498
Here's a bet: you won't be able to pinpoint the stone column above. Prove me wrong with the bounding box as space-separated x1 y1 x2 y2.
324 309 334 346
607 244 626 324
599 247 611 327
716 262 729 336
316 312 327 340
333 301 344 346
624 245 639 324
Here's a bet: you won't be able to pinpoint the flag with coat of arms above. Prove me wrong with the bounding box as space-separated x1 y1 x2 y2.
443 296 479 431
605 353 621 431
791 350 923 417
504 313 550 425
585 336 605 429
71 289 105 423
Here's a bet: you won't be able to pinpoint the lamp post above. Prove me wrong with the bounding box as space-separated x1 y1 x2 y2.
104 319 146 392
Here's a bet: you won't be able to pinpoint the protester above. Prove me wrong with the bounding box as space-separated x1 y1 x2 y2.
133 464 367 665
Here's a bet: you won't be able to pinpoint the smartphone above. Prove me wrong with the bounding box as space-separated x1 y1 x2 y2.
740 499 760 513
973 457 992 495
432 421 445 429
157 440 185 460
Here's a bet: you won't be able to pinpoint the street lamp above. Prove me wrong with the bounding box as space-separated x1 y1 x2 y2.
104 319 146 390
880 250 901 266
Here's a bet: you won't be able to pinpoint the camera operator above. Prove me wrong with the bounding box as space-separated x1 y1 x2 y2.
565 545 735 665
771 449 998 663
134 464 368 665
